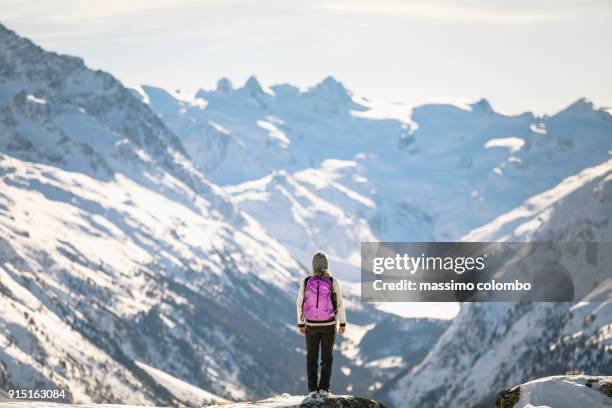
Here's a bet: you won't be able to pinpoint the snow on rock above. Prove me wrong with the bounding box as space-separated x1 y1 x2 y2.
484 137 525 153
207 394 386 408
495 375 612 408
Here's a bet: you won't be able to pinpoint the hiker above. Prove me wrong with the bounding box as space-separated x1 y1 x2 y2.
296 251 347 398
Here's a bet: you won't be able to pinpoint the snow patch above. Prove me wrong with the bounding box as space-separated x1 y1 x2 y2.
484 137 525 153
257 120 290 147
26 94 47 104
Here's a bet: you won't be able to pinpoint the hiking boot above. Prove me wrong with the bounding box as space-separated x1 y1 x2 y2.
308 391 318 399
318 389 330 398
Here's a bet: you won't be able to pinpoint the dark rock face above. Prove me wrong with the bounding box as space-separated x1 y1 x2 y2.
600 382 612 398
297 396 386 408
495 386 520 408
588 378 612 399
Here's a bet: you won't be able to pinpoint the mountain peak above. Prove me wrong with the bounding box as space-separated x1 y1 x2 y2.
563 97 594 113
320 75 344 88
244 75 263 92
0 23 85 71
216 77 233 93
303 76 353 113
470 98 494 114
316 76 350 97
139 85 182 115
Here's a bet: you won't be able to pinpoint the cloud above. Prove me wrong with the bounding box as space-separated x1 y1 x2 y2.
319 0 565 25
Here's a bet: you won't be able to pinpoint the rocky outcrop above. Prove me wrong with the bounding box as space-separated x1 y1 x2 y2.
494 375 612 408
0 395 386 408
495 386 521 408
208 394 386 407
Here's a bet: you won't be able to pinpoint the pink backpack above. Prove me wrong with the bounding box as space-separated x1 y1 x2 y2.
303 276 337 323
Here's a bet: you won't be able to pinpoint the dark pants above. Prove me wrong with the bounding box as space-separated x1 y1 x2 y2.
305 324 336 392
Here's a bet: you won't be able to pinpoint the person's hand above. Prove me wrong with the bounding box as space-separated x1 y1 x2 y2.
338 326 346 335
299 326 306 335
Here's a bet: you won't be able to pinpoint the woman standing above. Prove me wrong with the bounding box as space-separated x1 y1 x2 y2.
296 251 347 398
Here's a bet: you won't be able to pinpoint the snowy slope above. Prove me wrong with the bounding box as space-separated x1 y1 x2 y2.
386 161 612 408
0 22 300 403
138 77 612 283
0 24 395 404
225 159 377 280
131 80 407 276
464 158 612 242
134 361 229 406
505 375 612 408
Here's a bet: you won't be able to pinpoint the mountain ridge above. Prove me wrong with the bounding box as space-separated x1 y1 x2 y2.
138 71 612 281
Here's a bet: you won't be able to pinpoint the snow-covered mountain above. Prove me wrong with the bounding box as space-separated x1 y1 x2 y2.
0 24 397 404
385 160 612 407
0 22 296 403
464 158 612 242
136 78 612 280
1 19 611 408
132 57 611 408
225 160 377 280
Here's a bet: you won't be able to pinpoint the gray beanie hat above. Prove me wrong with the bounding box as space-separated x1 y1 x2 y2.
312 251 328 275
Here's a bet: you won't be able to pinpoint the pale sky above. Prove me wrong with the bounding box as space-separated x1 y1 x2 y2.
2 0 611 115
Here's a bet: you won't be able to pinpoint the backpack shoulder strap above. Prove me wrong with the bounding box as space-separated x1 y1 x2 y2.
328 276 338 314
302 276 311 309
